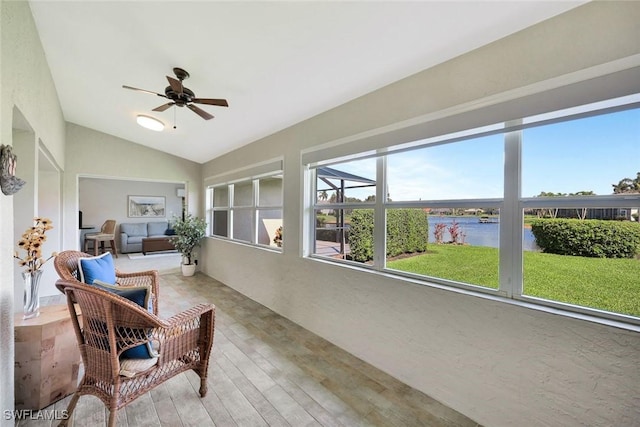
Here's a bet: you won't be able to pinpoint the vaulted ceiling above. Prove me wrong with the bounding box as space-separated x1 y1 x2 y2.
28 1 584 163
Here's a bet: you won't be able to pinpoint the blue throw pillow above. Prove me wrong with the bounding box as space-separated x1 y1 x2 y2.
78 252 116 285
92 280 157 359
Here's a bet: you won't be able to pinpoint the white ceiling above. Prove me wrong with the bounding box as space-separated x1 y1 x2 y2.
28 1 584 164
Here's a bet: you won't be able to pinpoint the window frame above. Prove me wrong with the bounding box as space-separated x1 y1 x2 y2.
305 96 640 325
206 163 283 250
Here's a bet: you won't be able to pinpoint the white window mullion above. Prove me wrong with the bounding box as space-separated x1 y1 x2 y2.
373 156 387 270
228 184 234 240
253 179 259 244
499 126 523 298
305 166 316 257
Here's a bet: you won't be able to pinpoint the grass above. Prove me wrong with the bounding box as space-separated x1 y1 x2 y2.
387 244 640 317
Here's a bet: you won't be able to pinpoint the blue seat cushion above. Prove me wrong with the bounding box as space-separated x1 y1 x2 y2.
78 252 116 285
92 280 157 359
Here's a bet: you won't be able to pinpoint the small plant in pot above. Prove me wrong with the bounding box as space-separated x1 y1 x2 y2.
170 214 207 276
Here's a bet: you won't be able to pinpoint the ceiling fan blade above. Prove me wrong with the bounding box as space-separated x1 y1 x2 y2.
152 102 175 112
166 76 183 94
122 85 166 98
192 98 229 107
188 104 214 120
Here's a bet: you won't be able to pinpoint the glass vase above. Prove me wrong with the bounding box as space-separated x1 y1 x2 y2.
22 270 42 319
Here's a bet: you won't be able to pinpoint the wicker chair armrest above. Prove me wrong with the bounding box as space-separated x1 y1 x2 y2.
155 303 215 364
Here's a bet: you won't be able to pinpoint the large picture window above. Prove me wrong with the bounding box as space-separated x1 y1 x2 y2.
307 97 640 323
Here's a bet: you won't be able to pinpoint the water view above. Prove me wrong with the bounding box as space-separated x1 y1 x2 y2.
427 216 539 251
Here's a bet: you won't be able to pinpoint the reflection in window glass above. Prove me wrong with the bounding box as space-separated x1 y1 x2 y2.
212 211 228 237
387 135 504 202
258 210 282 247
213 187 228 207
208 170 283 250
316 159 376 204
232 209 253 243
258 176 283 206
234 182 253 207
386 208 500 289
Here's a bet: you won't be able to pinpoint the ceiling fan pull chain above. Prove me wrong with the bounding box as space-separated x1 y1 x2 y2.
173 105 177 129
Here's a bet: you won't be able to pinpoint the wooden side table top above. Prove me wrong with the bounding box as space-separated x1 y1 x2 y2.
14 304 75 327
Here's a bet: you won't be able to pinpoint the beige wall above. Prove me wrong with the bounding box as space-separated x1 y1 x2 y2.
201 3 640 426
1 1 66 420
0 2 203 421
63 123 202 252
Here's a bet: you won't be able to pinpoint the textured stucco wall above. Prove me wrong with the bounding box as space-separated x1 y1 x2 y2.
201 3 640 426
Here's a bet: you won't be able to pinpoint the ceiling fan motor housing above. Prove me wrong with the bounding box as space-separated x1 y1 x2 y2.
165 86 195 106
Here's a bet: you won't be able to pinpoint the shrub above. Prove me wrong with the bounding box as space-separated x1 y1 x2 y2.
349 209 428 262
349 210 375 262
530 218 640 259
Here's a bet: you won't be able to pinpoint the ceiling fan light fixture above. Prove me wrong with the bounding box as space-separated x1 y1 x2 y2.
136 114 164 131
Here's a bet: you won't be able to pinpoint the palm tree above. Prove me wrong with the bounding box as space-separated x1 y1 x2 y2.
612 172 640 194
319 190 328 201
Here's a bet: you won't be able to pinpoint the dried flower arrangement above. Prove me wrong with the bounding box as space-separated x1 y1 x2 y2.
14 217 57 273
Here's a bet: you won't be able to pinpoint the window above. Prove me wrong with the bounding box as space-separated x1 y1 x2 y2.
207 169 283 249
520 109 640 317
313 158 376 260
307 97 640 323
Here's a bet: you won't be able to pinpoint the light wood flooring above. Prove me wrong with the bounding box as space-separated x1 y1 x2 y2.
18 265 481 427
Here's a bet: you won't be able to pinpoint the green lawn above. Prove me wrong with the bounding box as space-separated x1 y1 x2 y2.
387 244 640 317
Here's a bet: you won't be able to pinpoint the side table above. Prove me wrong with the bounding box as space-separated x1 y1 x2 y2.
14 304 82 410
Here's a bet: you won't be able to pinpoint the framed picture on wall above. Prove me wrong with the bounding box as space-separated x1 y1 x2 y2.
128 195 166 218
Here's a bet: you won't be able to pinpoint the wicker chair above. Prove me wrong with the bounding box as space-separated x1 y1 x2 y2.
84 219 118 258
53 251 215 427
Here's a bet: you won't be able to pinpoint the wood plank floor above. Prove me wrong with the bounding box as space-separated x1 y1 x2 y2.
18 270 481 427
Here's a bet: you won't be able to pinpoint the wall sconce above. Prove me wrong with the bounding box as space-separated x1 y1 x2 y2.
136 115 164 132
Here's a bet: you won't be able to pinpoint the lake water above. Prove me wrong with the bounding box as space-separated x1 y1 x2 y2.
428 216 539 251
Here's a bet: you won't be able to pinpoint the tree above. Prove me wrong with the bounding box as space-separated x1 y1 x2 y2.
612 172 640 194
319 190 328 201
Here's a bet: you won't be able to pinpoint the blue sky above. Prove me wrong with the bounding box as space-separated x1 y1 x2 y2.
329 107 639 201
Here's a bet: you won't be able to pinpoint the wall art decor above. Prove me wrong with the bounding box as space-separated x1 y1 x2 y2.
128 195 166 218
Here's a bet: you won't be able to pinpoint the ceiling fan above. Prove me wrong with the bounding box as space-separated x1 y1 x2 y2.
123 67 228 120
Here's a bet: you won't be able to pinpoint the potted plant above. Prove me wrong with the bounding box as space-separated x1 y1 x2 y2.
170 214 206 276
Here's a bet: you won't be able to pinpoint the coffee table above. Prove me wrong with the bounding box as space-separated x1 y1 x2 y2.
142 237 175 254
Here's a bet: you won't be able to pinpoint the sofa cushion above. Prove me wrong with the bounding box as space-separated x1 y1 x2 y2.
127 236 145 245
147 221 169 236
121 223 148 237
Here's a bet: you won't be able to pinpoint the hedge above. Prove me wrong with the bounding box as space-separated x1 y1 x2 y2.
530 218 640 259
349 209 429 262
